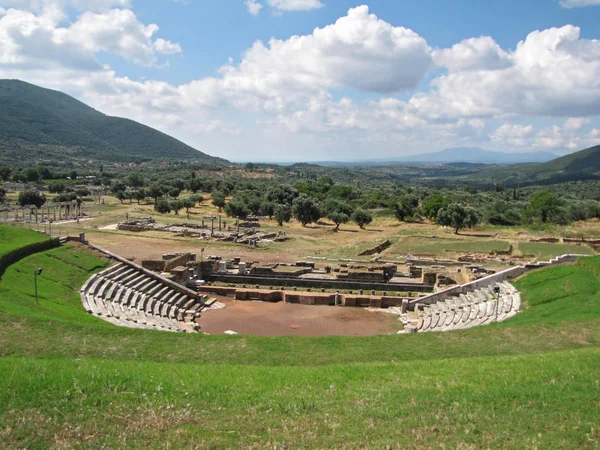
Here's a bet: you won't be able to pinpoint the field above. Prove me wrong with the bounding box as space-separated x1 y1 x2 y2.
0 225 48 256
0 226 599 448
8 194 594 268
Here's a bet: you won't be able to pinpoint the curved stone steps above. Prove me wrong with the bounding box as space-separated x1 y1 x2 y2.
81 263 205 333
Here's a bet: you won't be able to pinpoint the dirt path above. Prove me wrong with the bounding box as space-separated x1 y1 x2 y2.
198 298 400 336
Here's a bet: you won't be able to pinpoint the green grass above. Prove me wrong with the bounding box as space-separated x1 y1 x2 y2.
387 237 510 256
517 242 595 260
0 225 48 256
0 233 599 448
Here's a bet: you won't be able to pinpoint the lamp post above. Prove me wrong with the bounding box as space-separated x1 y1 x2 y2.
493 285 501 321
34 267 43 304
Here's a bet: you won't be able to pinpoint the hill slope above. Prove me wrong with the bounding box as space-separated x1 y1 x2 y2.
0 228 598 447
463 144 600 186
0 79 226 166
396 147 557 164
0 234 598 447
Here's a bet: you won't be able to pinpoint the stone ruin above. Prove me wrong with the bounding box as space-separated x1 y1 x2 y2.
116 216 288 247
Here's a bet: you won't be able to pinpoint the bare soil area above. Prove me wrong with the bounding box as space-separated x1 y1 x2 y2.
198 298 400 336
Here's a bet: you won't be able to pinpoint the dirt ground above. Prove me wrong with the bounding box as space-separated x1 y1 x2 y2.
198 298 401 336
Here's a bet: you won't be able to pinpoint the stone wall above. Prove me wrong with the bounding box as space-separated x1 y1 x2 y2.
204 273 432 292
141 252 196 272
197 285 411 308
358 240 391 256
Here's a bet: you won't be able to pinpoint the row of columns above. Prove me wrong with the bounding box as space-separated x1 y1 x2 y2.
1 201 82 223
201 216 241 235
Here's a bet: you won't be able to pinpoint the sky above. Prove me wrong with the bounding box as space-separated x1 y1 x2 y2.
0 0 599 162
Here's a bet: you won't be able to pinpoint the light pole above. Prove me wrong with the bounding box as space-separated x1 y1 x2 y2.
493 285 501 321
34 267 43 304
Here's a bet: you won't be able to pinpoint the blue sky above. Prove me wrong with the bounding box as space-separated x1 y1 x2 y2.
0 0 599 162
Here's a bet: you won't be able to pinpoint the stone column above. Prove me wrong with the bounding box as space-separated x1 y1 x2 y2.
401 299 409 314
218 215 222 231
236 217 240 233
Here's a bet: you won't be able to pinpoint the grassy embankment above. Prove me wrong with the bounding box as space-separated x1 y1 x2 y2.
0 225 598 448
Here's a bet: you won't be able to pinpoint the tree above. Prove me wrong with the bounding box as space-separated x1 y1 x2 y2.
211 191 226 212
224 198 250 219
182 198 196 214
265 185 299 206
171 200 185 215
189 194 205 205
422 194 450 221
154 199 171 214
110 181 127 196
324 199 352 231
0 185 6 203
436 203 479 234
23 168 40 183
189 178 202 193
18 190 46 208
0 166 11 182
115 190 127 204
259 201 276 218
351 208 373 229
127 173 144 188
292 194 321 226
168 188 181 199
273 204 292 226
134 189 147 204
148 184 164 203
525 190 562 223
48 183 66 194
53 192 81 205
393 195 419 222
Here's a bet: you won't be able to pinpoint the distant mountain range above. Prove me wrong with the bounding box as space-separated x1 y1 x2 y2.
467 144 600 187
314 147 558 166
394 147 558 164
0 79 226 166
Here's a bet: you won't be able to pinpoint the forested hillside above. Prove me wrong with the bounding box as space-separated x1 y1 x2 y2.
0 80 226 166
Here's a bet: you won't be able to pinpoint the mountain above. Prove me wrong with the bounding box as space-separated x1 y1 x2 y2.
394 147 558 164
309 147 557 166
0 79 226 166
464 144 600 187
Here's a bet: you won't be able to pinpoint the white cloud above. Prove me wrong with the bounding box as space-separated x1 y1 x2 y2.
267 0 323 11
216 5 431 111
433 36 510 71
0 1 598 161
560 0 600 8
0 0 131 12
413 25 600 120
0 6 181 68
491 124 535 147
245 0 262 16
564 117 591 131
153 38 182 55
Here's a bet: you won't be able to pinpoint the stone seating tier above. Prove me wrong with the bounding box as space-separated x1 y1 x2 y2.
81 263 205 333
400 281 521 334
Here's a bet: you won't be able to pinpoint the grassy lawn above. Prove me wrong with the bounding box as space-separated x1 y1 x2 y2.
386 236 510 256
517 242 596 260
0 227 599 448
0 225 49 256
